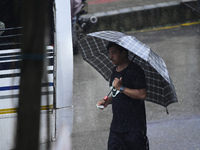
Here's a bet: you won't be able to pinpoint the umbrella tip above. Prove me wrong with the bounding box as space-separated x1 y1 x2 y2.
166 107 169 114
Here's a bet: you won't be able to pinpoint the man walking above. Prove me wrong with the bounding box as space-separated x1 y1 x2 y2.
97 42 149 150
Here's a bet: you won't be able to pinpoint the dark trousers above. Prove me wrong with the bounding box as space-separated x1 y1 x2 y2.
108 130 149 150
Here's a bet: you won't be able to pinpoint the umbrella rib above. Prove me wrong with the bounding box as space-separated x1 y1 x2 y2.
91 37 113 75
85 36 112 80
78 39 87 59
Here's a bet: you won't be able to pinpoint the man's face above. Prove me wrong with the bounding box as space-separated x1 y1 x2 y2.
109 46 124 65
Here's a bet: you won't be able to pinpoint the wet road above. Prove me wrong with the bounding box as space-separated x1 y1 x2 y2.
72 24 200 150
86 0 179 14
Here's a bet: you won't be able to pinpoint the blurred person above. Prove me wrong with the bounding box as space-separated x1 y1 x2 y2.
70 0 83 19
0 21 5 36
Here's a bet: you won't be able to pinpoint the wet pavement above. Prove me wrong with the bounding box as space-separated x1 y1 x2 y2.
72 23 200 149
84 0 200 35
86 0 181 15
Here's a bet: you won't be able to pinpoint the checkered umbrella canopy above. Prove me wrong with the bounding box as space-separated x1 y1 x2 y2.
77 31 178 107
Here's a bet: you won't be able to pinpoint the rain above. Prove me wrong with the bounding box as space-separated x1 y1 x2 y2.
0 0 199 150
72 0 200 150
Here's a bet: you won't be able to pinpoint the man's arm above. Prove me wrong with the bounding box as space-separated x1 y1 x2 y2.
113 77 146 100
120 87 146 100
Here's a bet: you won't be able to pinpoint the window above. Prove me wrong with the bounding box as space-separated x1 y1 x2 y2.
0 0 54 50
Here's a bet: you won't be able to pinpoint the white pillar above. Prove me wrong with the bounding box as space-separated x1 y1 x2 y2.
54 0 73 135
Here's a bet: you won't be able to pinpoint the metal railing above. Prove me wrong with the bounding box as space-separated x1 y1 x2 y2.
181 0 200 13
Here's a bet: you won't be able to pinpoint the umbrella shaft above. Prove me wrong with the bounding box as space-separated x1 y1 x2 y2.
107 88 112 97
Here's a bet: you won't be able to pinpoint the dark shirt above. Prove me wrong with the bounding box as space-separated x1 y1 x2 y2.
109 62 147 132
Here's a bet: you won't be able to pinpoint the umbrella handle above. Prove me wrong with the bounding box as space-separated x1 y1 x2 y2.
103 88 113 101
103 96 108 101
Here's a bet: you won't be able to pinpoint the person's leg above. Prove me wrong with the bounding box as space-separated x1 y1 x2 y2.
122 130 149 150
108 131 123 150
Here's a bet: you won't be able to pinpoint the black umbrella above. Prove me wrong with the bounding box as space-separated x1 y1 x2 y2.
78 31 178 111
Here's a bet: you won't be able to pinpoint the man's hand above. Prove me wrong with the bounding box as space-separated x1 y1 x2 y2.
96 97 112 109
113 77 123 91
113 77 147 100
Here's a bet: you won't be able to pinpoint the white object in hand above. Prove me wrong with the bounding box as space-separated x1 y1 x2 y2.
96 104 104 109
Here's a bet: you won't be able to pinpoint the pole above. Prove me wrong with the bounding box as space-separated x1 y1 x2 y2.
15 0 49 149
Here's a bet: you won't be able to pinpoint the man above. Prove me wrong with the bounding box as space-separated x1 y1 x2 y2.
97 42 149 150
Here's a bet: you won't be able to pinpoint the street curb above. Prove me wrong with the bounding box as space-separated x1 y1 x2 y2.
84 1 200 32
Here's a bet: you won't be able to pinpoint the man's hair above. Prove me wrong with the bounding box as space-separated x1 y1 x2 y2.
106 42 128 55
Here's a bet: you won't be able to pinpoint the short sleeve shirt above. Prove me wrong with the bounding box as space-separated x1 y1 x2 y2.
109 62 147 132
